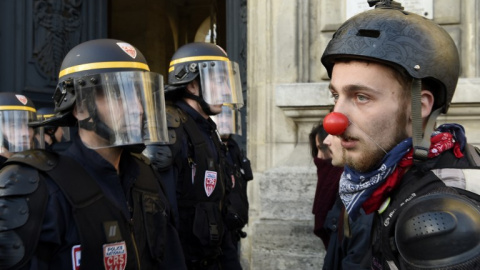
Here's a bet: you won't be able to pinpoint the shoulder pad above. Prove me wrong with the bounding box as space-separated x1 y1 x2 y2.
166 104 187 128
0 230 25 266
395 192 480 269
131 152 151 165
143 144 173 172
0 198 29 229
166 105 187 145
0 164 40 196
6 149 58 171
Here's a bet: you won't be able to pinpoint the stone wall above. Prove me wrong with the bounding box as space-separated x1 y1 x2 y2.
242 1 480 269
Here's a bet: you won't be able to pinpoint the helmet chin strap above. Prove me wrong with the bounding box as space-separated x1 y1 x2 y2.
411 79 442 163
183 92 216 116
78 114 115 143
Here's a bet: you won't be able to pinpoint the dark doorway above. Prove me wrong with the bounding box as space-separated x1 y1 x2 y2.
108 0 226 77
108 0 248 150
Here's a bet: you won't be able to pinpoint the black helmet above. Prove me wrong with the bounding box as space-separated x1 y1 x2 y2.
167 42 244 109
168 42 228 85
0 92 36 154
36 107 55 121
50 38 169 149
53 38 150 117
321 1 460 113
0 93 36 114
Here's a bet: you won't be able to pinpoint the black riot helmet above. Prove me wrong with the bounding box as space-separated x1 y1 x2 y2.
0 92 36 154
54 39 151 117
321 0 460 160
50 39 169 149
167 42 244 110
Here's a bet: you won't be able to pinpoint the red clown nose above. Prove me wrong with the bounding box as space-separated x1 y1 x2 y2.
323 112 349 135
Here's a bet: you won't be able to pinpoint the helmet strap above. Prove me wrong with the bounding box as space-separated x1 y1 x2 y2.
78 115 115 143
183 92 216 115
2 138 9 151
412 79 442 163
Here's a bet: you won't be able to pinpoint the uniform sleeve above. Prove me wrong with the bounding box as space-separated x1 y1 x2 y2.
219 227 243 270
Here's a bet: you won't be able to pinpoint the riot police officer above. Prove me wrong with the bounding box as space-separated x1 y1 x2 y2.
0 39 186 269
146 42 244 269
0 92 37 163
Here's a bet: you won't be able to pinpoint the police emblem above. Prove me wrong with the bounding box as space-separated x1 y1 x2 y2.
103 241 127 270
71 244 81 270
15 94 28 105
204 170 218 197
116 42 137 59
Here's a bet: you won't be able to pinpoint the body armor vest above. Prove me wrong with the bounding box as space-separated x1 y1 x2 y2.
168 104 227 261
1 149 168 269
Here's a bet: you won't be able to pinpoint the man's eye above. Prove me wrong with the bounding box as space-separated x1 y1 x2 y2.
357 95 369 102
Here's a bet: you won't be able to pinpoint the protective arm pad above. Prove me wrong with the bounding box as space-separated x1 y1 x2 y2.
395 192 480 269
144 145 173 172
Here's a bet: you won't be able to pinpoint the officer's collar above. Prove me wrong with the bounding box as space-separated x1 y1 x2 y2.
176 100 217 130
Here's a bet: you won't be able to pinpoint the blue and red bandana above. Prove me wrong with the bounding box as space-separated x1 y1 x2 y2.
339 124 465 220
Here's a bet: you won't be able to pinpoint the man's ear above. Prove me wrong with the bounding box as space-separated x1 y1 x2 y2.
186 80 200 96
421 90 435 118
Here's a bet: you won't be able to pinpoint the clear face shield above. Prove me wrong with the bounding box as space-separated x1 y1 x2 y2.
211 105 242 137
198 61 244 108
0 110 36 154
74 71 169 149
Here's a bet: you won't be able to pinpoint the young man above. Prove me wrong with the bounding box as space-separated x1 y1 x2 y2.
0 39 186 269
147 42 244 269
321 1 480 269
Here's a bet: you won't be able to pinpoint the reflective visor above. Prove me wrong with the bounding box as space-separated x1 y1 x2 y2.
199 61 244 108
211 105 242 136
74 71 168 149
0 110 36 153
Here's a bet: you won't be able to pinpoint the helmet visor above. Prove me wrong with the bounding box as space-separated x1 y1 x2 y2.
199 61 244 108
75 71 169 149
211 105 242 136
0 110 36 153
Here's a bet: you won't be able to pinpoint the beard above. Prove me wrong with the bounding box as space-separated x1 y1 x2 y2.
344 107 409 172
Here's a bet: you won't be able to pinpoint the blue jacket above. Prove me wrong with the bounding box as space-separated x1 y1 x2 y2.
323 196 374 270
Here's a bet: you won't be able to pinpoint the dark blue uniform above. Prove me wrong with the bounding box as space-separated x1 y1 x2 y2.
163 100 242 270
4 133 186 270
222 135 252 250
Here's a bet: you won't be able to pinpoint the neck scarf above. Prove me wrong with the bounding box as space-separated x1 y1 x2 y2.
339 123 465 220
